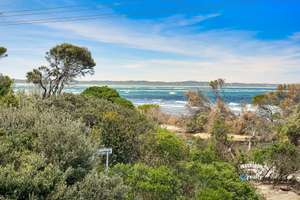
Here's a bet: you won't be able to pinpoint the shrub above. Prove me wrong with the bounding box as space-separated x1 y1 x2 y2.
137 104 160 112
178 161 260 200
0 74 13 97
140 128 189 166
82 86 134 108
33 110 94 184
112 163 181 200
0 151 62 199
0 92 19 107
54 171 129 200
0 104 95 185
190 141 219 164
186 113 208 133
280 106 300 146
252 142 300 181
37 94 154 164
208 115 233 160
0 74 18 107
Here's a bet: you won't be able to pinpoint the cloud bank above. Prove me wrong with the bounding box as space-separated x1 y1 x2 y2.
2 1 300 83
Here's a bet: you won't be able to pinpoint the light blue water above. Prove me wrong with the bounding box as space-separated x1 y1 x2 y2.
14 83 276 115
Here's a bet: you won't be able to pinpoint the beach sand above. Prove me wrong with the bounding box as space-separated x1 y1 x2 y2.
254 183 300 200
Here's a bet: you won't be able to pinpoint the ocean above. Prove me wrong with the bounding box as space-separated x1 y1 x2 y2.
14 83 276 115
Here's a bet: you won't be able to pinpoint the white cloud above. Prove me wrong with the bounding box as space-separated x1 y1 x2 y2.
2 2 300 83
43 13 300 83
290 32 300 41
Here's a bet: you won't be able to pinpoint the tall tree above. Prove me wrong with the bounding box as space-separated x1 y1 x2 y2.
0 74 13 96
26 43 96 98
0 47 7 58
209 78 225 100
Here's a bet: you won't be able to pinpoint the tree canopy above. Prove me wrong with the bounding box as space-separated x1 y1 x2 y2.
26 43 96 98
209 78 225 100
82 86 134 108
0 74 13 96
0 47 7 58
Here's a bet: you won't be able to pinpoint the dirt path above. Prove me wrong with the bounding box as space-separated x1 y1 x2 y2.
254 183 300 200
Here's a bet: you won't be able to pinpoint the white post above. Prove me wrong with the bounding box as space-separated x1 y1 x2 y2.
106 152 109 172
97 148 112 172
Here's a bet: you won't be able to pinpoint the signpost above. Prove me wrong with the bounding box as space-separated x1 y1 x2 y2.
97 148 112 172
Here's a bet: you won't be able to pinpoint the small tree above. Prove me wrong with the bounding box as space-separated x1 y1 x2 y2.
59 171 129 200
82 86 134 108
27 43 96 98
0 47 7 58
140 128 189 166
252 142 300 182
185 90 210 133
185 90 210 113
209 78 225 101
209 115 236 161
0 74 13 96
112 163 181 200
281 107 300 146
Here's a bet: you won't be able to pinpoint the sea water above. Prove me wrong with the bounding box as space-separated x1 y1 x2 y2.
14 83 276 115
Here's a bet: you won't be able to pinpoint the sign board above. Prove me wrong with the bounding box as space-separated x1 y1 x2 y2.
97 148 112 155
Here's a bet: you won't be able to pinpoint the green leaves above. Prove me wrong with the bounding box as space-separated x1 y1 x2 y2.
58 171 128 200
0 91 263 199
252 142 300 180
82 86 134 109
0 74 13 97
141 128 189 166
281 107 300 146
112 163 181 200
0 47 7 58
27 43 96 98
0 74 18 107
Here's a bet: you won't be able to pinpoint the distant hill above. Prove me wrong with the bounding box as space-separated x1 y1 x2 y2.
14 79 277 87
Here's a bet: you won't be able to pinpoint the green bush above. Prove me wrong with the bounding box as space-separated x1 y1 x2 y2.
112 163 181 200
0 74 13 97
196 188 233 200
37 94 154 164
186 113 208 133
0 74 18 107
137 104 160 112
0 151 62 199
0 92 19 107
53 171 128 200
252 142 300 180
178 161 260 200
190 142 219 164
280 106 300 146
0 92 262 199
82 86 134 108
141 128 188 166
0 105 94 171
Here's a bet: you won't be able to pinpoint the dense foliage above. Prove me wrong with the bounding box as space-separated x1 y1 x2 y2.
0 47 7 58
82 86 134 108
252 142 300 181
0 74 13 96
0 89 262 199
26 43 96 98
0 74 18 106
1 46 289 199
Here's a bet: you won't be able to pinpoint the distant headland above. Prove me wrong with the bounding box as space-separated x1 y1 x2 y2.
14 79 278 87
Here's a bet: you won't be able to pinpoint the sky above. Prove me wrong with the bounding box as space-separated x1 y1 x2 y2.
0 0 300 83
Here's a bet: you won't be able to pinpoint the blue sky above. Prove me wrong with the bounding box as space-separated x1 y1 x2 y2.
1 0 300 83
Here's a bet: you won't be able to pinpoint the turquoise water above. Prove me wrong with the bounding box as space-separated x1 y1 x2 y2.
14 83 276 115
